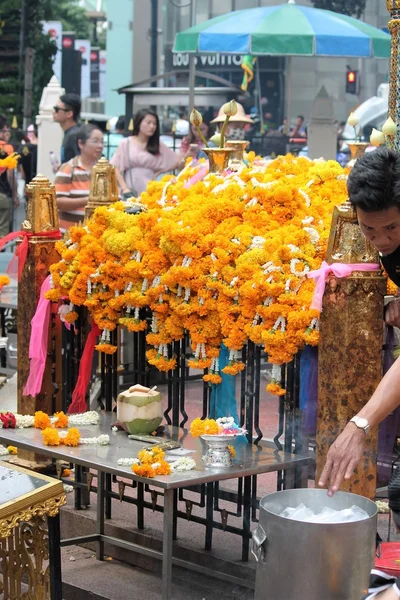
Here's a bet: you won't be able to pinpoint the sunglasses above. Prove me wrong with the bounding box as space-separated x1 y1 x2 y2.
53 106 70 113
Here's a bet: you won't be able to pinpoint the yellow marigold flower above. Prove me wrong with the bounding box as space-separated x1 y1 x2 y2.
63 427 80 447
95 343 118 355
0 275 10 288
132 463 155 478
64 311 78 324
227 445 236 458
153 459 171 476
266 383 286 397
41 427 60 446
7 445 17 455
34 411 51 430
53 411 69 428
189 417 219 437
62 468 72 477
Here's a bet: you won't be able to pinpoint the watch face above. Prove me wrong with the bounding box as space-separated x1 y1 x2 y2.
356 418 368 429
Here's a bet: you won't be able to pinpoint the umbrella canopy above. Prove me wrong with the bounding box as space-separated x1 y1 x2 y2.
173 1 390 58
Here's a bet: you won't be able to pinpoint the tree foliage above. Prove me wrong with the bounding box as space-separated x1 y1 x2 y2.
310 0 367 18
0 0 91 123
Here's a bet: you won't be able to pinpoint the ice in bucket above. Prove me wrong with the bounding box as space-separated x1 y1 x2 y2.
279 502 369 523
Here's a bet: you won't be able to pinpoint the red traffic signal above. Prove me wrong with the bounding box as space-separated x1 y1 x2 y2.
346 70 358 94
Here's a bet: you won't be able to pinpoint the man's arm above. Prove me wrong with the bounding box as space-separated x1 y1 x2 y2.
319 356 400 495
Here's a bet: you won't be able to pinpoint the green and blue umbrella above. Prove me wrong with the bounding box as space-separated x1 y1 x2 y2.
174 1 390 58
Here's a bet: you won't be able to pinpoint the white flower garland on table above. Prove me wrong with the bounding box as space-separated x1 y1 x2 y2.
0 411 100 429
79 435 110 446
117 457 140 466
0 444 17 456
170 457 196 472
67 411 100 426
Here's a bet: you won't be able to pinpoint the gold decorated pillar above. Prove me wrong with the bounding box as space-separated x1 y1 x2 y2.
387 1 400 151
85 157 119 220
316 202 386 499
18 174 62 415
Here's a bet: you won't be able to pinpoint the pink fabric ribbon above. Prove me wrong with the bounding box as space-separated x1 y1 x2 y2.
23 275 52 397
183 164 209 188
307 261 380 312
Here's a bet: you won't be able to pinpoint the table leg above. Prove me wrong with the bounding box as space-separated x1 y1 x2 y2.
162 489 174 600
96 470 105 561
242 476 251 562
205 482 213 551
47 513 63 600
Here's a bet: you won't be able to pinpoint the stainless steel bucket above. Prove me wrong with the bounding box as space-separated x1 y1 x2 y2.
252 488 377 600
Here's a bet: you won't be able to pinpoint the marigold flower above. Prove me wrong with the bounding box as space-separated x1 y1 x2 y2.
64 311 79 324
132 463 156 478
63 427 81 447
34 411 51 430
190 417 219 437
7 445 17 455
42 427 60 446
54 411 69 428
227 445 236 458
95 343 118 355
266 383 286 396
0 275 10 288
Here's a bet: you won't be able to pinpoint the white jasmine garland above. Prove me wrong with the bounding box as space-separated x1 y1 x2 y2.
68 411 100 426
298 189 311 207
290 258 310 277
0 444 9 455
80 435 110 445
118 457 140 466
303 227 320 245
15 414 35 428
63 484 74 494
170 457 196 472
112 426 118 432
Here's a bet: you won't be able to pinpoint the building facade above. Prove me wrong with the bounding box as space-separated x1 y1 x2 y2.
105 0 389 126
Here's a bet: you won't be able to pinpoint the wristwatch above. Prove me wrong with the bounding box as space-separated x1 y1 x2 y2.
350 416 370 435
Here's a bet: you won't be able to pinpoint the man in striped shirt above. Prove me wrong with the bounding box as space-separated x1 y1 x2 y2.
54 124 104 230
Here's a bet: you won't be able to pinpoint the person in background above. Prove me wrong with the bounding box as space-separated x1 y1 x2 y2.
19 124 38 189
279 118 288 135
54 124 104 230
211 102 254 141
290 115 307 139
160 118 177 151
107 115 125 159
180 117 213 159
0 115 17 237
53 93 81 163
111 108 188 198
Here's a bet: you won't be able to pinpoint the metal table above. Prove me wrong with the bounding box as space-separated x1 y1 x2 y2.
0 460 66 600
0 413 314 600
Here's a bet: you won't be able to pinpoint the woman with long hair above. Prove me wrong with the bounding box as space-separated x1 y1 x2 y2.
54 123 104 230
111 108 187 197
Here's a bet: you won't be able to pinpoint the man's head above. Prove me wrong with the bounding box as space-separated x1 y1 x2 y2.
0 116 10 143
53 93 81 127
348 147 400 255
296 115 304 126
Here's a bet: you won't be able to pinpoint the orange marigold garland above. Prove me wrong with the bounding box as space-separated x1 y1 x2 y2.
41 427 60 446
63 427 81 447
131 446 171 478
45 156 350 395
34 411 51 430
53 411 68 428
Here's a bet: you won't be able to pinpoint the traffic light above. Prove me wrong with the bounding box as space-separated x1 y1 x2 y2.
346 70 358 95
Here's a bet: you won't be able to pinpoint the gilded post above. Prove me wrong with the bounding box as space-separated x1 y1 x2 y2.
315 202 386 499
18 174 62 415
85 157 119 220
387 1 400 151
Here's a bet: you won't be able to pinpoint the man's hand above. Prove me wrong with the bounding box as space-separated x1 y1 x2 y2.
318 423 366 496
385 299 400 328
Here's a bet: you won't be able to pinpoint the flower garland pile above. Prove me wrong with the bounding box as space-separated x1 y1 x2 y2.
189 416 244 437
0 410 100 429
31 411 109 447
0 444 17 456
131 446 171 478
45 154 386 394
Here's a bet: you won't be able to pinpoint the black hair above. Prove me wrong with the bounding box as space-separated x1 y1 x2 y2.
297 115 304 122
115 116 125 131
347 147 400 212
0 115 9 130
60 93 81 121
132 108 160 155
76 123 102 145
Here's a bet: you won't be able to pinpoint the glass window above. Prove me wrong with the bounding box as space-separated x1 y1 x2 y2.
196 0 210 23
210 0 233 17
234 0 259 8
